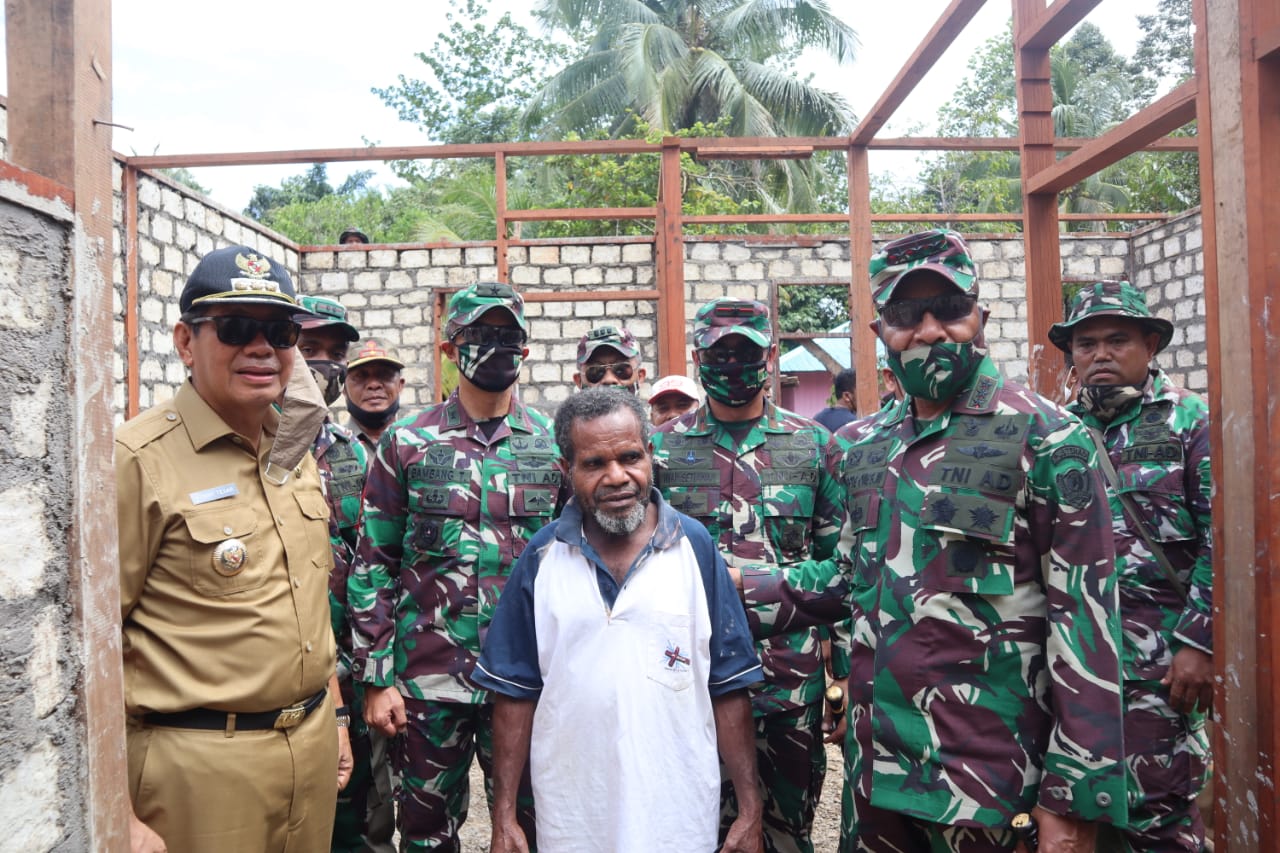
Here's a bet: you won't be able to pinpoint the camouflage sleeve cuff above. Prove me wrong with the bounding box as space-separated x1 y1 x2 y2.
350 650 396 688
1172 608 1213 655
1036 764 1128 824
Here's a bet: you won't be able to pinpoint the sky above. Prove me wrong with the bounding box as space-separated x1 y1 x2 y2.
2 0 1160 212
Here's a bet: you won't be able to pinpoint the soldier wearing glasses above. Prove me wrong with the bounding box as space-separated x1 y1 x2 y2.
649 298 845 853
116 246 350 852
350 282 567 850
737 231 1128 852
574 324 646 392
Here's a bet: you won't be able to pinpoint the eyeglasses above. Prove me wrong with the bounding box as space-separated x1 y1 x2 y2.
186 315 301 349
453 325 527 347
698 343 765 365
582 362 635 384
878 294 976 329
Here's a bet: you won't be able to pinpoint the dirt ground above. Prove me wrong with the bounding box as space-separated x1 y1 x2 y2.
456 742 845 851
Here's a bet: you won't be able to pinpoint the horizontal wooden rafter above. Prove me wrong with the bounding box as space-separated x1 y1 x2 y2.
1026 78 1198 195
850 0 990 145
1256 24 1280 60
1021 0 1104 51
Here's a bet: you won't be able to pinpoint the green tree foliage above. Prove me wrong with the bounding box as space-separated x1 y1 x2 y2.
160 168 209 195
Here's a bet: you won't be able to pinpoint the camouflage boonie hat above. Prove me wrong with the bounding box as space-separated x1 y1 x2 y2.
297 294 360 342
692 298 772 349
1048 280 1173 353
869 229 978 307
577 325 640 365
445 282 528 338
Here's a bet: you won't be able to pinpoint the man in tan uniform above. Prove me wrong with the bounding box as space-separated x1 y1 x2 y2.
116 245 352 852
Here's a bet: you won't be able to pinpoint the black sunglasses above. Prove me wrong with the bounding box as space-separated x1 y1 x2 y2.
699 342 765 366
453 325 527 348
878 294 976 329
583 362 635 384
186 315 301 349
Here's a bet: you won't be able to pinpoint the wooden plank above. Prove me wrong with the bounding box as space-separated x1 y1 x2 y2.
1254 23 1280 60
693 145 813 160
494 153 509 283
1026 79 1198 195
1023 0 1104 50
848 146 881 416
124 166 140 418
850 0 990 145
655 139 687 377
505 206 656 222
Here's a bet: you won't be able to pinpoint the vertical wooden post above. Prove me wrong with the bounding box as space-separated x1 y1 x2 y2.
655 137 687 377
495 152 509 284
1199 0 1280 846
6 0 129 849
124 165 140 418
847 145 879 415
1013 0 1064 397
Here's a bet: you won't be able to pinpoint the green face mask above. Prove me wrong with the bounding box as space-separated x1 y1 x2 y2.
698 361 769 408
886 342 986 402
1078 382 1145 422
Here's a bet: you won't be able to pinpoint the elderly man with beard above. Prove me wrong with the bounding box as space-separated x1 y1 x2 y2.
350 282 567 850
735 230 1128 853
476 387 764 853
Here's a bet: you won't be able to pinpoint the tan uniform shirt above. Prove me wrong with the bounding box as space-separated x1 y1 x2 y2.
117 381 336 715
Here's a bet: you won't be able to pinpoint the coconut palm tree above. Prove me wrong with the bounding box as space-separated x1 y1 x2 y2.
524 0 858 211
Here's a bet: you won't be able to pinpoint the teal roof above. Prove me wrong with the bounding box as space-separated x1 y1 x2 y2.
778 321 884 372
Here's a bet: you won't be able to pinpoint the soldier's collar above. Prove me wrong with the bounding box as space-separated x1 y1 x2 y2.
439 392 534 435
949 357 1002 415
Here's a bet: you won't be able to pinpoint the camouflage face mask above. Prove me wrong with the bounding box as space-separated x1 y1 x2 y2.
698 360 769 408
886 341 986 402
1078 382 1146 422
456 341 523 392
306 359 347 406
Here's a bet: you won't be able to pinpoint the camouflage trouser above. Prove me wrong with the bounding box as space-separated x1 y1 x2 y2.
839 785 1018 853
1109 677 1210 852
720 702 827 853
396 698 536 852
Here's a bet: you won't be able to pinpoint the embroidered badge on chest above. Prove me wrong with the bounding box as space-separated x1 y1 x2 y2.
663 643 691 672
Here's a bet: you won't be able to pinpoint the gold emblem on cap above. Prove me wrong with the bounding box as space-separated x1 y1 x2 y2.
212 538 248 576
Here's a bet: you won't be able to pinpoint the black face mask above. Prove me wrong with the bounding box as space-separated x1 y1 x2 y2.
457 342 523 392
346 398 401 432
307 359 347 406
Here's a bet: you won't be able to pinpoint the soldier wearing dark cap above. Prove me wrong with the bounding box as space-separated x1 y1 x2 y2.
339 225 370 245
343 339 407 450
574 324 646 392
736 230 1128 851
349 282 565 850
297 295 396 853
649 298 845 853
116 246 351 852
1049 281 1213 853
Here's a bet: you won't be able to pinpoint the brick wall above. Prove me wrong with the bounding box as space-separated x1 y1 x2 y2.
1130 208 1206 393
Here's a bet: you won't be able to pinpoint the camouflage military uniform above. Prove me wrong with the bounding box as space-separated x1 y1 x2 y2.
1069 369 1212 852
312 419 394 852
742 358 1128 850
349 392 564 851
651 400 844 853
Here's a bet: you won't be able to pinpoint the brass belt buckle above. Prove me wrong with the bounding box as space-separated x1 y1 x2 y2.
274 702 308 730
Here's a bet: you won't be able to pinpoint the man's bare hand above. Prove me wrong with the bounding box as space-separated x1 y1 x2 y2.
1030 807 1096 853
1162 647 1213 714
336 723 354 790
720 811 763 853
363 685 407 737
129 812 167 853
489 816 531 853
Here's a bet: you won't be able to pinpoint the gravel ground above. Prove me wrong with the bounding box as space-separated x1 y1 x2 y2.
456 742 845 851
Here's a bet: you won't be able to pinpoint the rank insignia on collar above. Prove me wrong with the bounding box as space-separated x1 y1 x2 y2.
212 538 248 577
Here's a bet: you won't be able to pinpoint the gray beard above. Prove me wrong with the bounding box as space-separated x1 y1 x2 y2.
592 492 650 536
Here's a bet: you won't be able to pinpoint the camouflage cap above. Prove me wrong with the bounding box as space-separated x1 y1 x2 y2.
338 225 369 244
1048 280 1173 353
869 229 978 306
692 298 772 349
297 294 360 342
577 325 640 365
179 245 303 314
347 338 404 371
445 282 529 338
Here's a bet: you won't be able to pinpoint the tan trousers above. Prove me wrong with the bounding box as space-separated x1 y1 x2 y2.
128 694 338 853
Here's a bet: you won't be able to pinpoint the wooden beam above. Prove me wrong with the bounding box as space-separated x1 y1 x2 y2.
850 0 990 145
494 153 509 283
848 146 880 416
1255 23 1280 60
1026 79 1198 194
124 165 140 418
6 0 130 849
1022 0 1104 50
655 138 687 378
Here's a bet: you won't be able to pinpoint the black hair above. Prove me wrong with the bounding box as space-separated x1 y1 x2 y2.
554 386 650 466
833 368 857 396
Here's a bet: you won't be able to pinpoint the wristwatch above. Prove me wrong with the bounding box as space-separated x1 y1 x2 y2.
335 704 351 728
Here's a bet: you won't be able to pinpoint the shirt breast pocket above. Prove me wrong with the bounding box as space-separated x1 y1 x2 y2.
508 484 556 559
182 504 264 596
921 532 1017 596
294 490 332 572
763 486 816 563
645 612 696 692
1120 484 1195 543
409 485 467 557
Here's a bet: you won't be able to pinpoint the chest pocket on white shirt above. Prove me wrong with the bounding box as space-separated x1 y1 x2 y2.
645 612 695 692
